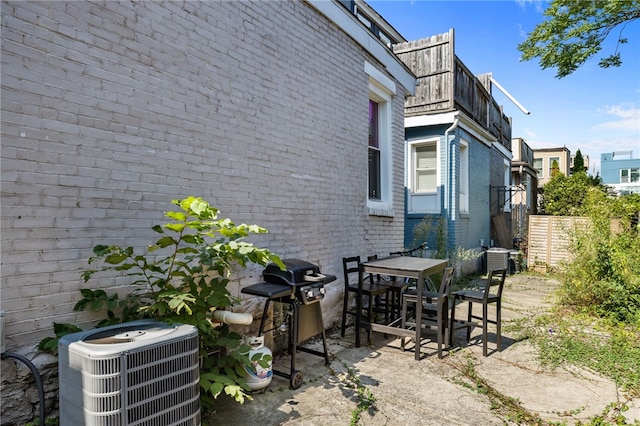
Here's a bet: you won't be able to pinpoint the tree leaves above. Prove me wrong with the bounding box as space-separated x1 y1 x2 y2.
66 196 282 407
518 0 640 78
540 171 605 215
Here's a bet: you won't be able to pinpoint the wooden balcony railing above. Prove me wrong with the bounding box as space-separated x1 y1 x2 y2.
394 29 512 150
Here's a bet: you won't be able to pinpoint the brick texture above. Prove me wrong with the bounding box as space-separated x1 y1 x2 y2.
0 0 407 350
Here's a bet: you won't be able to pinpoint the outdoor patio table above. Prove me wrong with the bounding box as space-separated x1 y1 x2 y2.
358 256 449 360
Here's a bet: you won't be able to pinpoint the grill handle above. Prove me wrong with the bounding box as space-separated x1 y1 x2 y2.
302 274 327 282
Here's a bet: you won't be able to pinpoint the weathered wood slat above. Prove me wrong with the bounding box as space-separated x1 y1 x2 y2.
394 28 512 147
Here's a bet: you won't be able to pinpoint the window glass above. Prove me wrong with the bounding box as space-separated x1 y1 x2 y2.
503 159 511 212
414 144 437 192
368 101 379 148
549 157 560 177
533 158 543 178
365 61 395 214
368 100 381 200
621 169 639 183
621 169 629 183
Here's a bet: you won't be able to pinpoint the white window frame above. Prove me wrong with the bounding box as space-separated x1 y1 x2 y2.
365 61 395 215
408 138 440 194
459 140 469 213
620 168 640 183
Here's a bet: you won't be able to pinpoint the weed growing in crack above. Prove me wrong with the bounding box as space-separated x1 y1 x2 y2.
448 353 547 425
472 309 639 425
334 362 377 426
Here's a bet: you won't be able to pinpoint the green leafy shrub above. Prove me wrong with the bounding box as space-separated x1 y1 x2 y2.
408 216 448 259
539 171 605 216
40 196 283 405
560 192 640 324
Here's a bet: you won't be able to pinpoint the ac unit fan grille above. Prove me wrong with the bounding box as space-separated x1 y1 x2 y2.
59 320 201 426
130 369 199 403
86 357 121 375
127 337 199 369
84 393 121 415
83 370 122 394
126 348 199 394
128 385 201 425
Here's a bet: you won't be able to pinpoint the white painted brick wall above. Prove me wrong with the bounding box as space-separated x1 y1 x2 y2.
0 0 407 354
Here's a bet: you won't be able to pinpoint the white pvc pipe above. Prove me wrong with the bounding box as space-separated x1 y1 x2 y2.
444 115 459 221
213 310 253 325
490 77 531 115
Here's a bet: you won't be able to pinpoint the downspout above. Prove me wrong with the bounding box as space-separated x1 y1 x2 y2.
444 114 459 253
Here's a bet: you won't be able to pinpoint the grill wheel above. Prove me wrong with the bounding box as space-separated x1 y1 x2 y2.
290 370 303 389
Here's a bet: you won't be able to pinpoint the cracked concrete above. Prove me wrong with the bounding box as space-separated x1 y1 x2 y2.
206 274 639 425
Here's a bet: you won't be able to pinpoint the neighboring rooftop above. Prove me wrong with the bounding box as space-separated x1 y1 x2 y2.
603 150 635 160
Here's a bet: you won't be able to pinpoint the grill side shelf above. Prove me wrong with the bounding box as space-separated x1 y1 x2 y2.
241 282 292 299
318 274 336 284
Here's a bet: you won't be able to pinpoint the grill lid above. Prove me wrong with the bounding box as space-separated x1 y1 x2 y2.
263 258 322 286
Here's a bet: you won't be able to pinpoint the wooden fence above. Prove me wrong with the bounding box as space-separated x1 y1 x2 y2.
527 215 590 270
393 29 512 149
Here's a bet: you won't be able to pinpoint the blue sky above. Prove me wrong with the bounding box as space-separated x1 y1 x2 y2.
367 0 640 174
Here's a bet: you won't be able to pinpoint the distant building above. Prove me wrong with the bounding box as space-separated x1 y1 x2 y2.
511 138 538 245
533 147 571 188
570 153 589 175
601 151 640 195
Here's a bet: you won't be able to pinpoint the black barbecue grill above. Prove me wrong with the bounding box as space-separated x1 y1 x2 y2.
242 259 336 389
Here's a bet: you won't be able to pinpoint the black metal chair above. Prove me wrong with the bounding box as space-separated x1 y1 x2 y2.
366 255 409 322
449 268 507 356
341 256 391 346
401 267 455 358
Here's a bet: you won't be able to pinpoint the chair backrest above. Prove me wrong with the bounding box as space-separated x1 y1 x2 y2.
484 268 507 300
342 256 361 289
437 267 455 307
437 267 455 296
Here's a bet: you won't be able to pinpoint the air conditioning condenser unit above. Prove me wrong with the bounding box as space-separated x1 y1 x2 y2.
58 319 200 426
487 248 511 272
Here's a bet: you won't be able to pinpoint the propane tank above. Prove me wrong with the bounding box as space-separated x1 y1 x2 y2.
243 336 273 391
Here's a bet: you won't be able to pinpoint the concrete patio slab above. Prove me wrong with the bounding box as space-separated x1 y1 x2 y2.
206 274 638 425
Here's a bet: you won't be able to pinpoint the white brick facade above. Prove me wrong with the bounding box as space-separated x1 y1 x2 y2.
1 0 412 353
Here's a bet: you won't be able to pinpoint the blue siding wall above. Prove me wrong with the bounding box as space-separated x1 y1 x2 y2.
404 213 445 252
403 125 492 254
601 154 640 184
406 126 449 140
405 125 448 252
460 129 491 249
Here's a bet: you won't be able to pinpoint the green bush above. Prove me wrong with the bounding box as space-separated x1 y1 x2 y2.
40 196 283 405
409 216 448 259
539 171 604 216
560 192 640 324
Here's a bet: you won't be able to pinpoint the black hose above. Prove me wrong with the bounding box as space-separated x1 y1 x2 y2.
1 352 46 426
391 242 429 256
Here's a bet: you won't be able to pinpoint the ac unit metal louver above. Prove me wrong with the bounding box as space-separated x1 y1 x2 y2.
487 248 511 272
58 319 201 426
